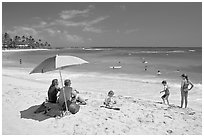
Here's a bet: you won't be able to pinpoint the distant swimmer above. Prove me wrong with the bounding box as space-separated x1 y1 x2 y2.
20 58 22 64
157 70 161 75
144 66 147 71
141 57 148 64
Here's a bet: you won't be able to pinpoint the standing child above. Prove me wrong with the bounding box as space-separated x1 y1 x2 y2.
180 74 194 108
160 80 170 105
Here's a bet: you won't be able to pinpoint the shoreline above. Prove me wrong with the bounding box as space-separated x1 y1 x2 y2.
2 48 51 53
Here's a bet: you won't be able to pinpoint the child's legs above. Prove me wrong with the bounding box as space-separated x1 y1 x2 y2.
165 94 170 105
161 94 166 104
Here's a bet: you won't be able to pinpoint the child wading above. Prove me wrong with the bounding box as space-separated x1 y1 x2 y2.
160 80 170 105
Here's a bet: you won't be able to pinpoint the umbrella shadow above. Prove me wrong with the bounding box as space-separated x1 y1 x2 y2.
20 104 51 122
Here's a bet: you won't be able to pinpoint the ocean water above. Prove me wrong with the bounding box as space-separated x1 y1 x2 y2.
2 47 202 88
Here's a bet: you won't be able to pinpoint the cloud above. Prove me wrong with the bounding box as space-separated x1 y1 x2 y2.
59 5 95 20
41 29 84 44
4 5 109 47
7 26 38 37
53 20 86 27
54 16 108 28
83 26 102 33
63 31 84 43
59 9 89 20
52 16 108 34
6 26 84 45
87 16 109 26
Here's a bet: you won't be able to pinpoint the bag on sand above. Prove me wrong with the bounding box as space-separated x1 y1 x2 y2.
62 101 80 114
69 103 80 114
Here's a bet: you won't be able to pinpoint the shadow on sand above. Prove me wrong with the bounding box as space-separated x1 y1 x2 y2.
20 104 51 122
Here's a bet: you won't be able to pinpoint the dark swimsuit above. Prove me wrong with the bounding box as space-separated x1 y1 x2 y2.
48 86 60 103
161 86 170 98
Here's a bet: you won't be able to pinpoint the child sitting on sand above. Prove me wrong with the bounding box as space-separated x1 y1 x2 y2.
160 80 170 105
104 90 116 108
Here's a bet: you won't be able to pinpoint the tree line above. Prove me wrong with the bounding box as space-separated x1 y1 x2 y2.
2 32 52 49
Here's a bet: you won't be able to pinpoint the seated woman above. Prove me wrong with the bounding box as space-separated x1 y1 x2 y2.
48 79 60 103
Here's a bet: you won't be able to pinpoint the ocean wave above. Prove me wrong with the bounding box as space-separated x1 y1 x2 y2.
130 50 186 54
189 49 196 52
82 48 112 51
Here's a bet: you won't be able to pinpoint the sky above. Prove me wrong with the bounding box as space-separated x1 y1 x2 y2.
2 2 202 47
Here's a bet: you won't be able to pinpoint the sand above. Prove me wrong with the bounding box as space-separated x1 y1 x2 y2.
2 65 202 135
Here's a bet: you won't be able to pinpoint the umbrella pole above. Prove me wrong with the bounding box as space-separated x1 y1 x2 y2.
59 69 69 113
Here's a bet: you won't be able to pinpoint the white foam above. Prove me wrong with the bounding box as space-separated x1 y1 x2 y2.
131 50 186 54
83 48 112 51
2 49 50 52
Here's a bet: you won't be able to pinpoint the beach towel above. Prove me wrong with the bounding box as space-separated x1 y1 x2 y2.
34 102 50 114
45 109 63 117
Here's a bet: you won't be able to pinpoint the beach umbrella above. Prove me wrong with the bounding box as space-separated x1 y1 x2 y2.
30 54 88 112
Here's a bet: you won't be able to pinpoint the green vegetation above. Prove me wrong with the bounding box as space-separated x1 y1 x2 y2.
2 32 52 49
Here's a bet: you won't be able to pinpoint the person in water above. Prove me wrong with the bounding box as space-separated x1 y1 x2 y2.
47 79 60 103
180 74 194 108
160 80 170 105
157 70 161 75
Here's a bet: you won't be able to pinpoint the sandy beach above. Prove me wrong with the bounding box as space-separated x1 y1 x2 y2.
2 65 202 135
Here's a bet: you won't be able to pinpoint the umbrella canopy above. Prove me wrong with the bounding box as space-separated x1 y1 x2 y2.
30 55 88 74
30 55 88 113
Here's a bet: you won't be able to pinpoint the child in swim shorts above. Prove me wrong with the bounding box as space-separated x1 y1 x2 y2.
160 80 170 105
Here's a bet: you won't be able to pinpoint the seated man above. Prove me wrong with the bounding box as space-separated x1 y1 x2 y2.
58 79 72 107
58 79 87 109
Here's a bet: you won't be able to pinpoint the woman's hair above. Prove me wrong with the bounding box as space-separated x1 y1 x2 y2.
51 79 58 86
108 90 114 96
